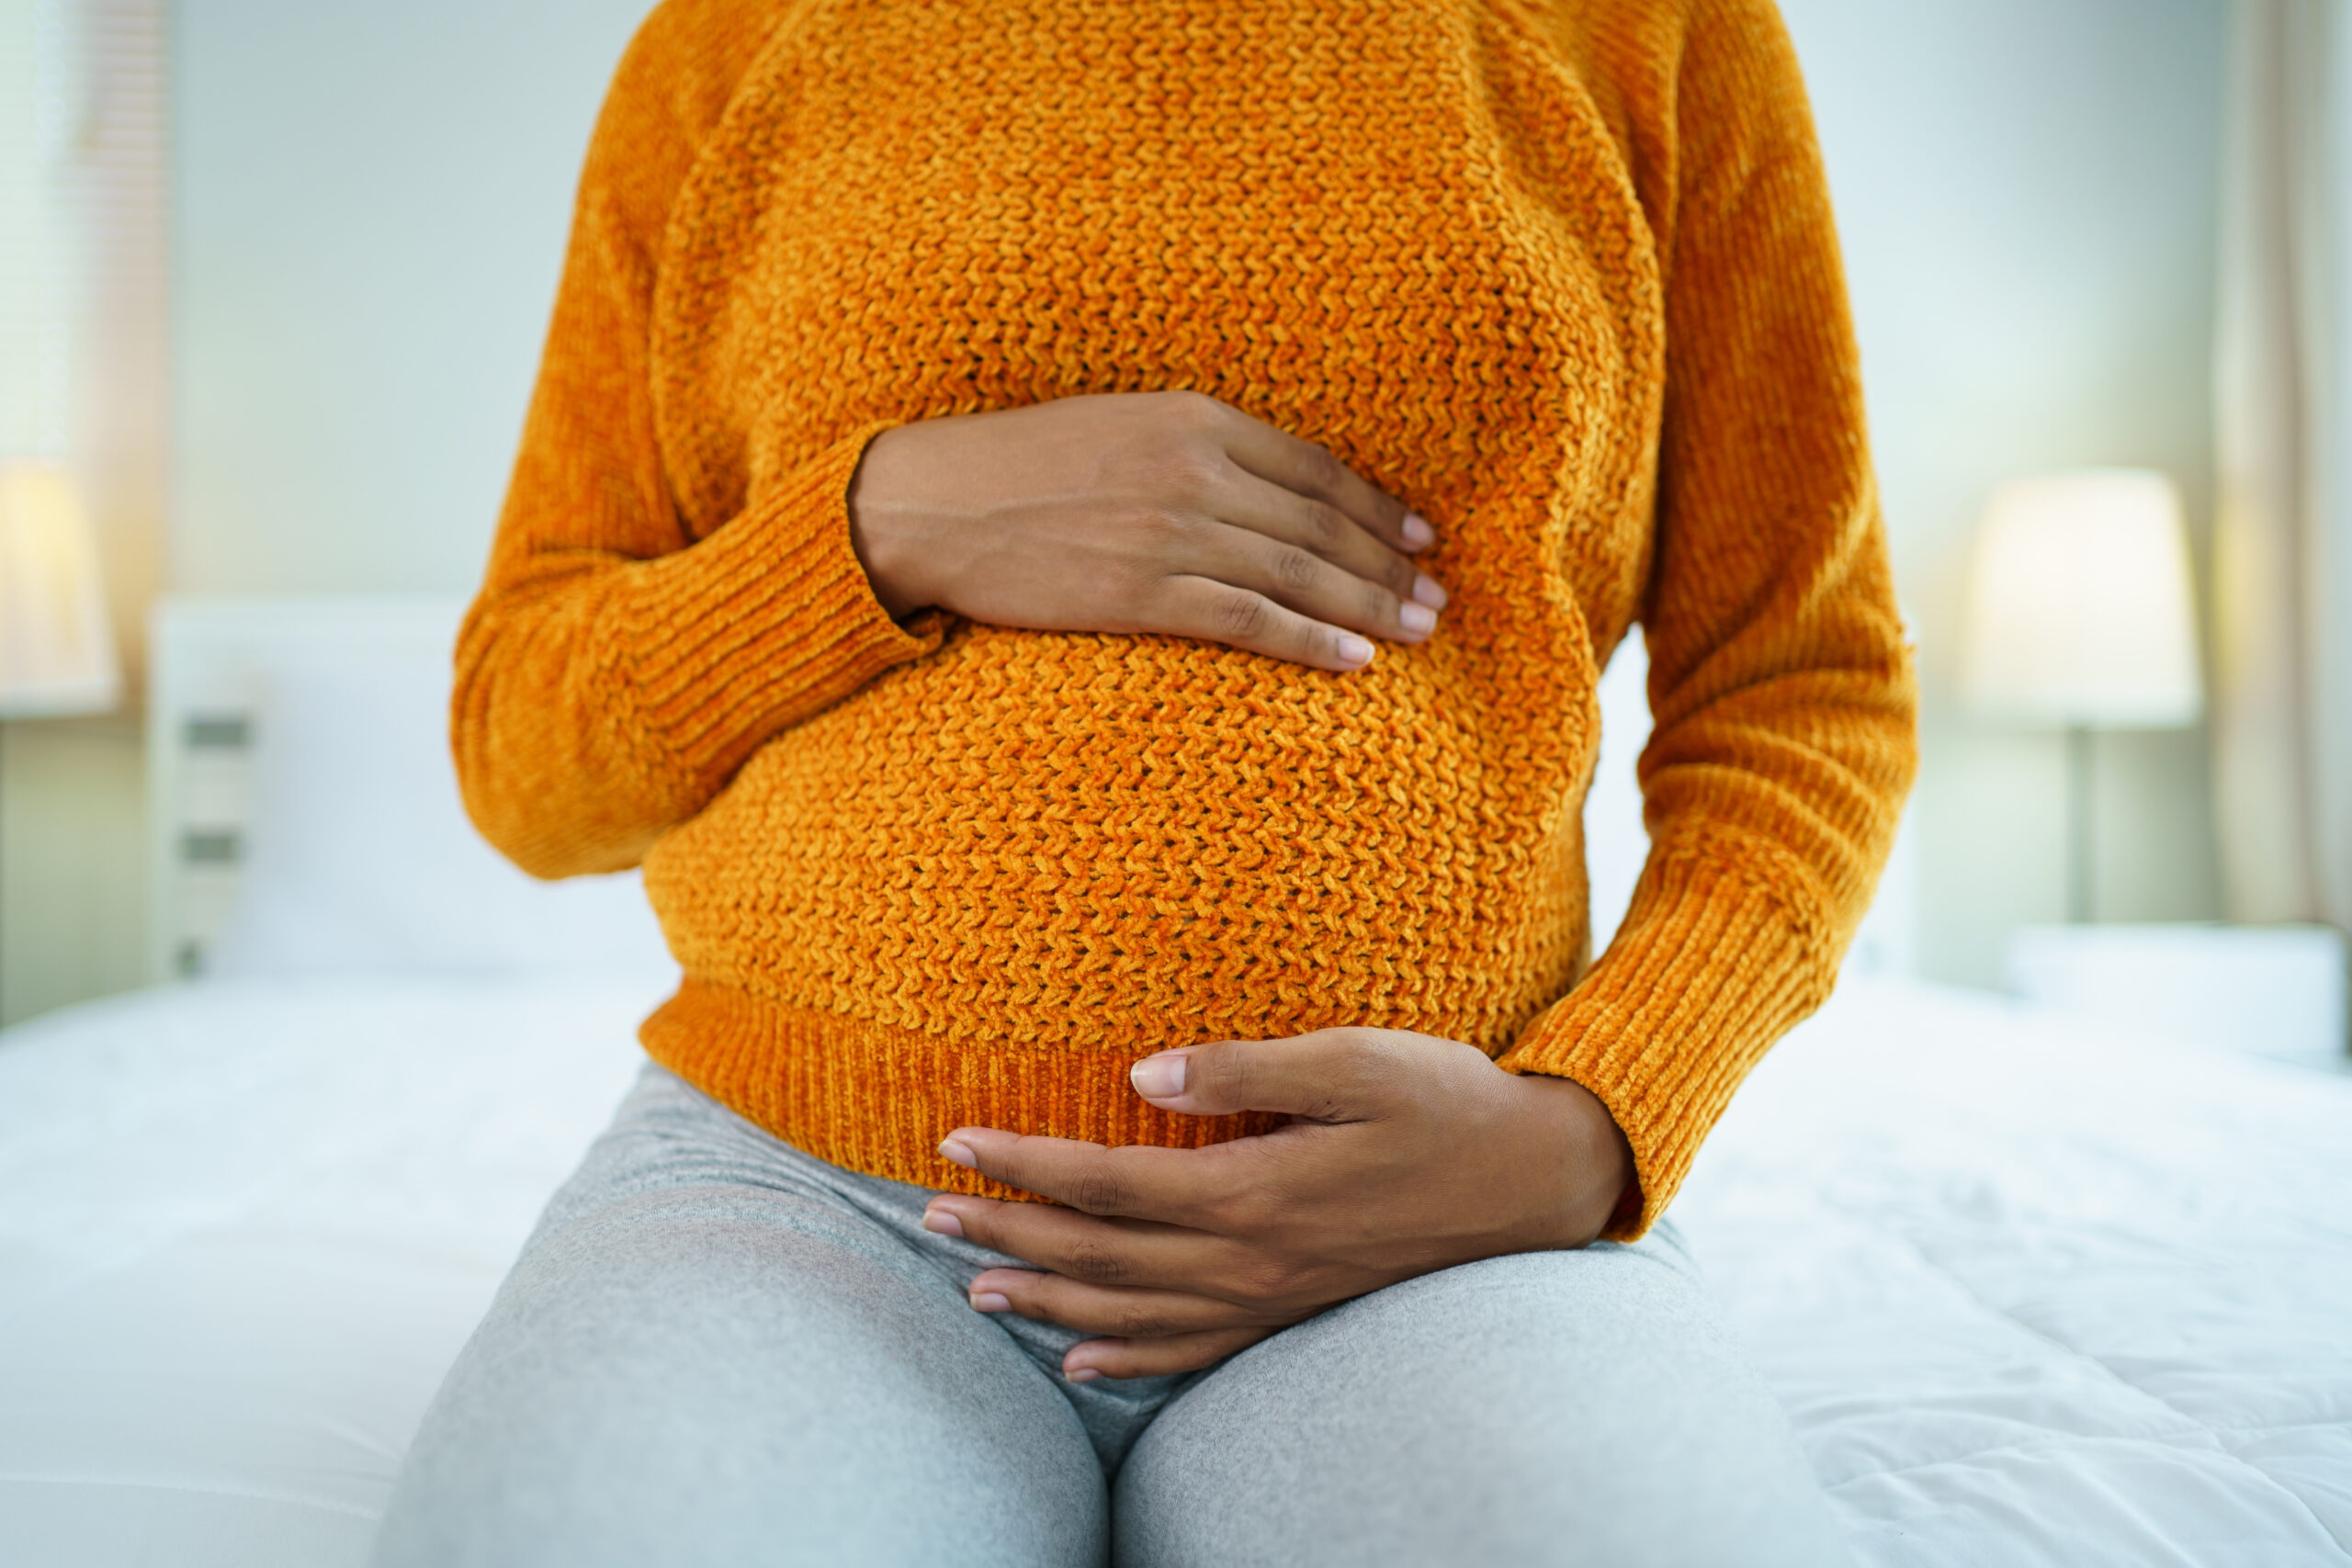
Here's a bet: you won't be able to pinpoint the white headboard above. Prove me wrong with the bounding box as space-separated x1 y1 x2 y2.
146 594 674 983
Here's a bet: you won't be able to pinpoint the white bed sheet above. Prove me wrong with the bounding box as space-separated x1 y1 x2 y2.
1676 978 2352 1567
0 975 658 1567
0 973 2346 1566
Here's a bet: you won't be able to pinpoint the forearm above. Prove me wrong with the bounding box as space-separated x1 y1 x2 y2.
455 429 939 878
1499 0 1918 1236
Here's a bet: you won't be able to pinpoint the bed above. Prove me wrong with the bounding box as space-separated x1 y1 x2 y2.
2 596 2346 1566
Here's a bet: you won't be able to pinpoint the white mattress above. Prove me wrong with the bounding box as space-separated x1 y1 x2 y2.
1 973 2346 1566
0 975 659 1566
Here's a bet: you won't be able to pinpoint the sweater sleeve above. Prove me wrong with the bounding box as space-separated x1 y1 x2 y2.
451 0 941 880
1496 0 1918 1236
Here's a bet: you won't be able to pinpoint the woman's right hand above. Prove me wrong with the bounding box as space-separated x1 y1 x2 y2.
845 390 1444 672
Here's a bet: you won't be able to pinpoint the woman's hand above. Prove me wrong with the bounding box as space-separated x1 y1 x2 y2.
919 1029 1635 1381
847 391 1446 672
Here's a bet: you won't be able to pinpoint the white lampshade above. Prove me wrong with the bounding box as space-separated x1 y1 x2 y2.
1961 469 2202 728
0 463 121 717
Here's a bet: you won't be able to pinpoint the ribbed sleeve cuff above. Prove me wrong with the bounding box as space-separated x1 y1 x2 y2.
1497 840 1833 1240
619 424 944 791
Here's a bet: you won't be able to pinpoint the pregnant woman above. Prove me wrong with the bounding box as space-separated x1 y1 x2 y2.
377 0 1915 1562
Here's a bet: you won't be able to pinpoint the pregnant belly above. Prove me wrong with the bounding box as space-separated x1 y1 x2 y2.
640 624 1591 1053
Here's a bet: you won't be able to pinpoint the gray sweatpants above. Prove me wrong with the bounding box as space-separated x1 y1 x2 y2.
372 1063 1848 1567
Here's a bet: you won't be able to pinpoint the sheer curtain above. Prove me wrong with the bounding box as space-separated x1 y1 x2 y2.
2213 0 2352 931
0 0 168 686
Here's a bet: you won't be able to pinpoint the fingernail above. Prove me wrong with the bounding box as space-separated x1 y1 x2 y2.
969 1291 1011 1313
922 1206 965 1238
1336 635 1374 669
938 1138 977 1169
1130 1051 1188 1100
1066 1367 1102 1384
1412 572 1449 610
1398 602 1437 637
1401 512 1435 548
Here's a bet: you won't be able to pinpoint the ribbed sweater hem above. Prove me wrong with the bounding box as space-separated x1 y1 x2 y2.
640 979 1285 1201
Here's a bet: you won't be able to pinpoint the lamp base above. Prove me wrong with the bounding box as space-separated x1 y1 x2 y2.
2066 724 2095 924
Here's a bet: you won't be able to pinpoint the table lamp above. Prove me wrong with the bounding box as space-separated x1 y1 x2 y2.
0 463 119 719
1961 468 2202 921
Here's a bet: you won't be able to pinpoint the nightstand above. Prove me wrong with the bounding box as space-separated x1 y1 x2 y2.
2005 923 2349 1068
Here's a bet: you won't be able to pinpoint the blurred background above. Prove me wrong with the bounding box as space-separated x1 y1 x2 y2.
1 0 2346 1037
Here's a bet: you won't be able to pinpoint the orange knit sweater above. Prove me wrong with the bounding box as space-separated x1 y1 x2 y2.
455 0 1917 1236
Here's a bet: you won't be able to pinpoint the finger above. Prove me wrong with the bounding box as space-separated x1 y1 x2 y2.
1185 505 1442 649
1063 1326 1279 1382
1191 522 1436 647
1127 1028 1442 1120
964 1269 1273 1337
1212 410 1432 555
934 1128 1246 1225
1212 468 1448 618
1147 574 1379 672
923 1191 1236 1290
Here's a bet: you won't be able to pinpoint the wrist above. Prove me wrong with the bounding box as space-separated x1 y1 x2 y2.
844 427 932 620
1508 1070 1636 1245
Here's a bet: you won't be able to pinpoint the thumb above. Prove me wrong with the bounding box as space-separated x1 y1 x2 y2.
1127 1030 1393 1121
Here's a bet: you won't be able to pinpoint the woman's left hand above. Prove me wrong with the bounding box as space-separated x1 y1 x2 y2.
920 1028 1635 1382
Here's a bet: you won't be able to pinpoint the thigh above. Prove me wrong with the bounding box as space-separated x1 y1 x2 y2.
1114 1227 1847 1568
372 1078 1106 1568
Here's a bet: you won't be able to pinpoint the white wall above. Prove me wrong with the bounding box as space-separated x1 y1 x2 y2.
174 0 656 593
1781 0 2229 983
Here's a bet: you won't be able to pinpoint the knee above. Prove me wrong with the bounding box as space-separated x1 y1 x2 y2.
1114 1247 1849 1568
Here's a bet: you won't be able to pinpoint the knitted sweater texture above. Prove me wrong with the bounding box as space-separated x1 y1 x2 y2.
455 0 1917 1235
